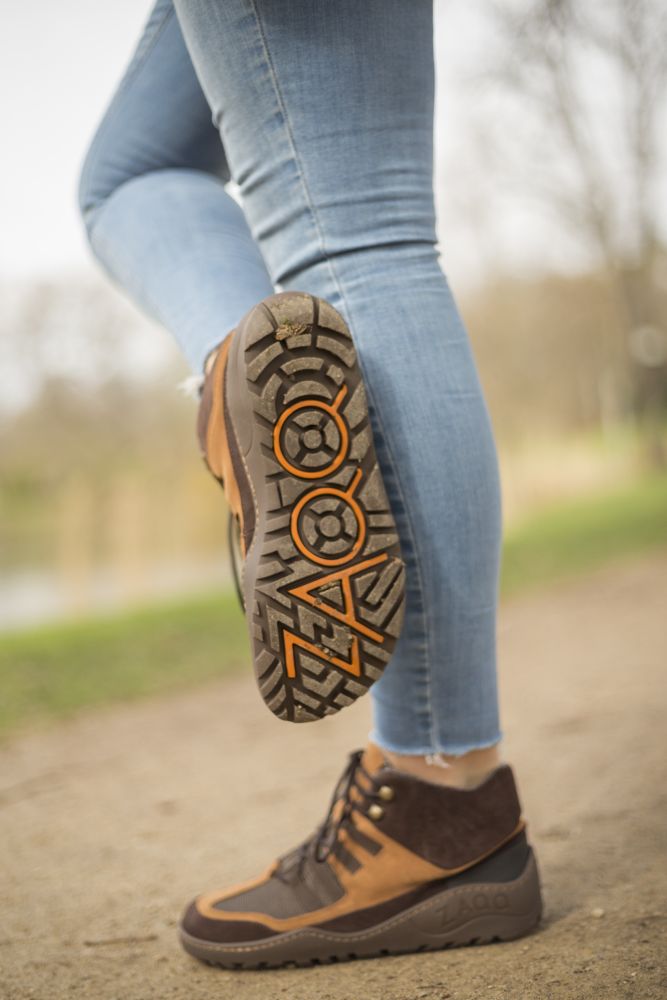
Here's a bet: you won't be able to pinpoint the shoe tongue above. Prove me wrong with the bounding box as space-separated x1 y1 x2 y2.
360 742 389 776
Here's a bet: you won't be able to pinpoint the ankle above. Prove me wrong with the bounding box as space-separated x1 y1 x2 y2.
382 744 503 790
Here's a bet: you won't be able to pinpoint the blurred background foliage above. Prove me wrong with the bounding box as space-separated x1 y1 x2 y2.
1 0 666 734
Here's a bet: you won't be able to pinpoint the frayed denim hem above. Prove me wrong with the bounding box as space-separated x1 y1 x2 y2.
367 728 503 758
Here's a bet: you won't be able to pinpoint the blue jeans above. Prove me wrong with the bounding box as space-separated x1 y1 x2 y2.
79 0 503 755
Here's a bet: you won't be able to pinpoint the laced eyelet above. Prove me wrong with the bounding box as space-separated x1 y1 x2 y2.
377 784 395 801
368 803 384 821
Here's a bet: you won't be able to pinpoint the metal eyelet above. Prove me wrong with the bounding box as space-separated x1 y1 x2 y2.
377 785 395 801
368 803 384 821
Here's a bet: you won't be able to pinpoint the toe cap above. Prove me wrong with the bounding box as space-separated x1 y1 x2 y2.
180 899 277 944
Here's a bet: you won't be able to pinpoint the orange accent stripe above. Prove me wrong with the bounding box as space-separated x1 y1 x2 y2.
332 384 347 411
196 818 528 931
273 386 349 480
283 629 361 679
290 466 366 567
288 553 388 643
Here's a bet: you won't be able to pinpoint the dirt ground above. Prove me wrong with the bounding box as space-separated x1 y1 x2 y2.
2 552 666 1000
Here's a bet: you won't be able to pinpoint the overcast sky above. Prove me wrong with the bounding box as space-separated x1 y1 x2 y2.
1 1 153 280
1 0 665 293
0 0 558 291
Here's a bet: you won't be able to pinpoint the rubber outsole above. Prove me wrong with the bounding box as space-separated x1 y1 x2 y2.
225 292 406 723
179 850 542 969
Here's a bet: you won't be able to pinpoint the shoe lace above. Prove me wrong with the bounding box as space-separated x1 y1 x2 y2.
275 749 373 882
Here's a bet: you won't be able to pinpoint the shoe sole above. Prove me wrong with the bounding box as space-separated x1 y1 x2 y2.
179 849 542 969
224 292 406 723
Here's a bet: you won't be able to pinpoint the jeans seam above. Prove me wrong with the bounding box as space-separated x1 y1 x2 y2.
246 0 324 274
367 419 433 737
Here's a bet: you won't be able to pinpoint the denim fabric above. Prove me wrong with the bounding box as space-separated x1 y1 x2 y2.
79 0 503 755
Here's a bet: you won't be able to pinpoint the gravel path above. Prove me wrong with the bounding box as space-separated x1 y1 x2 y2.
2 552 666 1000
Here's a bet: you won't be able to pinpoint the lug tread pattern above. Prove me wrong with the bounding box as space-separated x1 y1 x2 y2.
242 294 405 722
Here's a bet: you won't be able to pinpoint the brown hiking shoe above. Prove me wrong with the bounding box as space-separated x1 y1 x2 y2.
179 744 542 968
197 292 406 723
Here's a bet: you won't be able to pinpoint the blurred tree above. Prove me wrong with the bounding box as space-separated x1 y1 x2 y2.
479 0 667 462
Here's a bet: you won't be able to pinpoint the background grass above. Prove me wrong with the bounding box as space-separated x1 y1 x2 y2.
1 473 666 739
0 593 246 738
501 472 667 594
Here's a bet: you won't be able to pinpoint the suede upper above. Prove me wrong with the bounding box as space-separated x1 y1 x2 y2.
181 745 524 944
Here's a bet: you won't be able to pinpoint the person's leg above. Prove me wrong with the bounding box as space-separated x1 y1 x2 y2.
172 0 503 763
78 0 275 374
81 2 542 964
